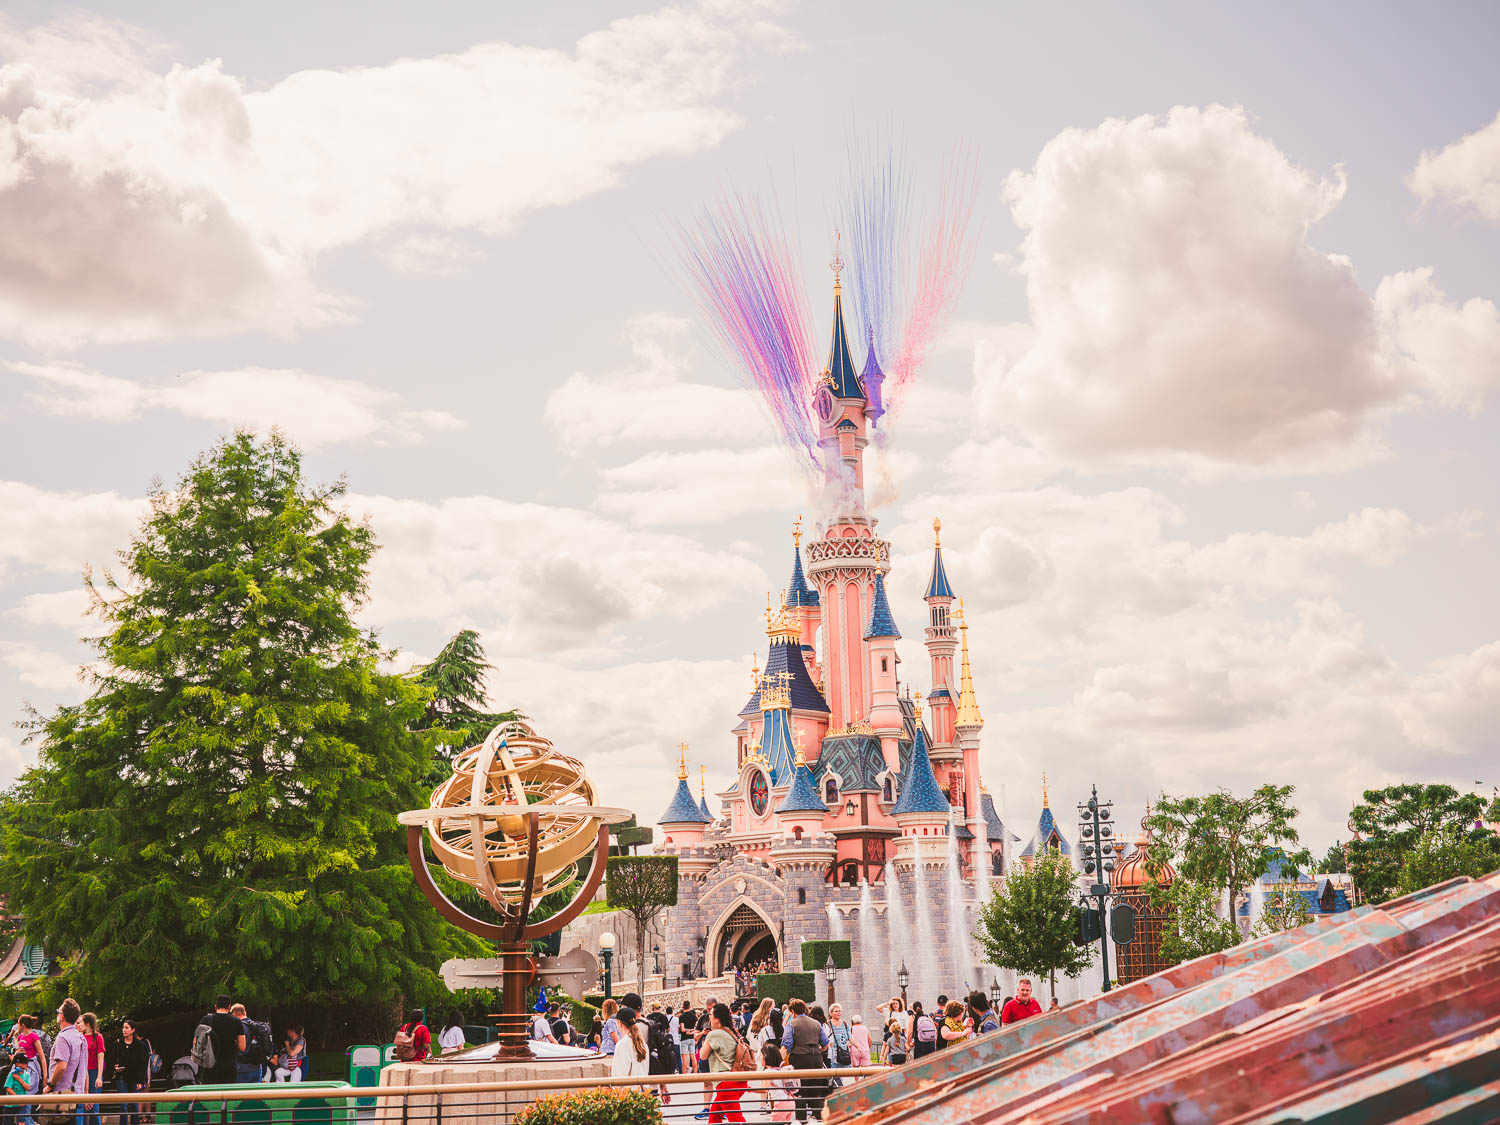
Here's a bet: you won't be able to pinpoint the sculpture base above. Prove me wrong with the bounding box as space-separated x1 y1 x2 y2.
377 1054 612 1124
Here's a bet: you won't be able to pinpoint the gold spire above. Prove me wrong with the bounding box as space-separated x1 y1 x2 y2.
700 764 707 799
1042 772 1049 808
794 743 807 768
750 654 760 689
933 517 942 548
955 598 983 728
912 699 924 726
830 229 844 290
677 743 689 781
793 514 803 548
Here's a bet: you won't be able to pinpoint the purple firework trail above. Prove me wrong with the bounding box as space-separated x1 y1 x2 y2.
675 195 821 468
840 139 912 362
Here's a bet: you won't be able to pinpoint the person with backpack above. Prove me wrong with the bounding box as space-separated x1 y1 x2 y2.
230 1004 271 1083
394 1011 430 1063
43 998 88 1110
698 1003 749 1124
909 1002 938 1059
969 992 1000 1036
609 1009 650 1079
193 995 245 1084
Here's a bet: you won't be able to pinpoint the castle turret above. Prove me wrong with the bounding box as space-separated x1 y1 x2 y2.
865 569 904 771
1019 775 1073 866
659 744 713 850
892 706 951 868
924 519 959 770
785 517 822 683
699 765 714 822
775 744 828 839
861 329 886 426
953 600 985 871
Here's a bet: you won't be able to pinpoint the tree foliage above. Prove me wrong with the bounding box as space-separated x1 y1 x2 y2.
973 849 1090 1003
410 629 518 784
1146 786 1307 916
1250 886 1314 938
605 856 679 997
1157 880 1241 966
0 432 485 1017
1395 825 1500 897
1346 784 1500 904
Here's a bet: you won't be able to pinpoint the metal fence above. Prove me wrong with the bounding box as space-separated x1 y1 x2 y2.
15 1066 888 1125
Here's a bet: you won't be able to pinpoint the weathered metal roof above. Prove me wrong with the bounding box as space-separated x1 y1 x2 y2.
824 871 1500 1125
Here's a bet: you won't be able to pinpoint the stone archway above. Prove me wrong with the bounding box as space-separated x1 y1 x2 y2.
705 895 780 978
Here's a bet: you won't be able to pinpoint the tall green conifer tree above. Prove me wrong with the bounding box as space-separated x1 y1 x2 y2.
0 433 483 1015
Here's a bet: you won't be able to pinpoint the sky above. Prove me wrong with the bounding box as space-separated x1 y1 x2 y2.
2 0 1499 856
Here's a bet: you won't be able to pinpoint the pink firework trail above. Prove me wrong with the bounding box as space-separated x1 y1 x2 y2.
840 138 912 361
890 157 980 398
675 195 820 467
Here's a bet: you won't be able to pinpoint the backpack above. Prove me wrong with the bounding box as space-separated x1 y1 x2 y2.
243 1021 273 1065
645 1017 675 1076
147 1039 164 1079
915 1015 937 1043
393 1026 417 1061
731 1032 755 1073
189 1021 216 1072
979 1012 999 1034
829 1024 851 1067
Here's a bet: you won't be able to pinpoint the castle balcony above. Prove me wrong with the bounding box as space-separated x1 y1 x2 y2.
805 535 891 575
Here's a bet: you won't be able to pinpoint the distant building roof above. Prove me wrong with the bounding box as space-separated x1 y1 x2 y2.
777 756 827 816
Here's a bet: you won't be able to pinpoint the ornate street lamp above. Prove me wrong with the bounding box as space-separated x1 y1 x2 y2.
652 943 662 976
599 931 616 1000
988 978 1003 1012
897 961 910 1008
824 953 839 1007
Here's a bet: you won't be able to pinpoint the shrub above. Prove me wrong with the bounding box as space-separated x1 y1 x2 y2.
751 972 816 1005
514 1086 662 1125
799 940 852 972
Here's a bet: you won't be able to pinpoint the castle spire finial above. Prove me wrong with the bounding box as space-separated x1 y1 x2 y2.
793 514 803 548
830 229 844 289
1042 771 1049 808
678 743 689 781
933 517 942 548
955 597 983 727
700 764 707 799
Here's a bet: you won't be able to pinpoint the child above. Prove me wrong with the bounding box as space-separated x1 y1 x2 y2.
760 1042 795 1123
883 1019 907 1066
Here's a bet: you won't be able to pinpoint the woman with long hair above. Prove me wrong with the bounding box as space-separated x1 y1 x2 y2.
108 1018 151 1125
610 1007 651 1079
79 1012 105 1125
748 998 775 1050
698 1003 746 1124
910 1002 938 1059
599 998 620 1057
438 1011 465 1053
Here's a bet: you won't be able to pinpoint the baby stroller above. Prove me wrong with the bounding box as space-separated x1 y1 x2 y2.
170 1056 199 1087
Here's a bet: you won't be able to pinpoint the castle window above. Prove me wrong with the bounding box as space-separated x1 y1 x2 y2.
793 827 803 841
881 656 888 673
882 777 894 803
992 852 1003 877
932 605 948 628
798 889 806 904
824 777 838 804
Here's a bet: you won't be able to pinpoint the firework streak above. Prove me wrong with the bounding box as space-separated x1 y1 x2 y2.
840 139 912 360
676 196 821 468
891 157 979 397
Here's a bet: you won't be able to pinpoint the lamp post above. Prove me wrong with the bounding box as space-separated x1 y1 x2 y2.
1076 785 1117 992
897 961 910 1009
599 931 616 1000
988 978 1003 1013
824 953 839 1007
653 944 662 976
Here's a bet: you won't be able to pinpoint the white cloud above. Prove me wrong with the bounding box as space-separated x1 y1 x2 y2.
0 735 27 787
597 446 814 525
1408 111 1500 225
351 492 768 649
546 315 763 451
0 640 81 691
377 234 484 277
7 587 92 629
0 3 786 344
13 361 465 447
982 106 1500 474
0 481 145 578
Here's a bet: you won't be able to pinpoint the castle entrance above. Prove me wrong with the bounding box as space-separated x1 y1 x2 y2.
707 900 779 980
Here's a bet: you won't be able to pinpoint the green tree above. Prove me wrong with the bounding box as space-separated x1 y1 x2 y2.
1146 786 1307 918
1157 880 1241 966
0 432 484 1017
1346 784 1500 904
1395 825 1500 897
1250 887 1314 938
605 856 679 998
973 849 1090 1004
1318 840 1348 875
410 630 519 784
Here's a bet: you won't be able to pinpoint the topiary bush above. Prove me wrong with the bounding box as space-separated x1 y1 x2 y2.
799 940 852 972
514 1086 662 1125
752 971 816 1005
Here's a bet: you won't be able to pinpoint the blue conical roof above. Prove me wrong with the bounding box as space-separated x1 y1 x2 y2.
699 792 713 820
864 570 900 640
1021 801 1071 857
759 706 796 787
891 725 950 817
926 544 955 600
824 285 865 401
741 637 829 716
786 542 819 608
861 334 886 424
660 777 712 825
980 791 1007 843
777 758 827 815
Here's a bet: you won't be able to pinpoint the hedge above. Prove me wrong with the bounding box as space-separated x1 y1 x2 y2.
752 971 817 1006
800 939 852 972
514 1087 661 1125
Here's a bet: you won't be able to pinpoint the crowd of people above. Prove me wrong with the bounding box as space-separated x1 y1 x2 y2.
730 956 778 998
189 995 305 1085
580 977 1054 1123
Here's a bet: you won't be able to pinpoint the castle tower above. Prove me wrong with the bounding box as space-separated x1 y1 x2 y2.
954 600 985 871
775 744 828 839
924 519 960 778
865 569 904 771
785 517 822 685
891 706 952 869
1019 776 1073 866
861 328 886 426
658 744 714 850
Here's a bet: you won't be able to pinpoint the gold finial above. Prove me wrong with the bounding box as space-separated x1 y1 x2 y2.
957 597 967 629
913 699 924 725
678 743 689 781
765 592 774 625
933 517 942 548
793 514 803 549
700 764 707 799
794 743 807 768
1042 772 1049 808
830 229 844 288
751 654 760 689
955 598 983 727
